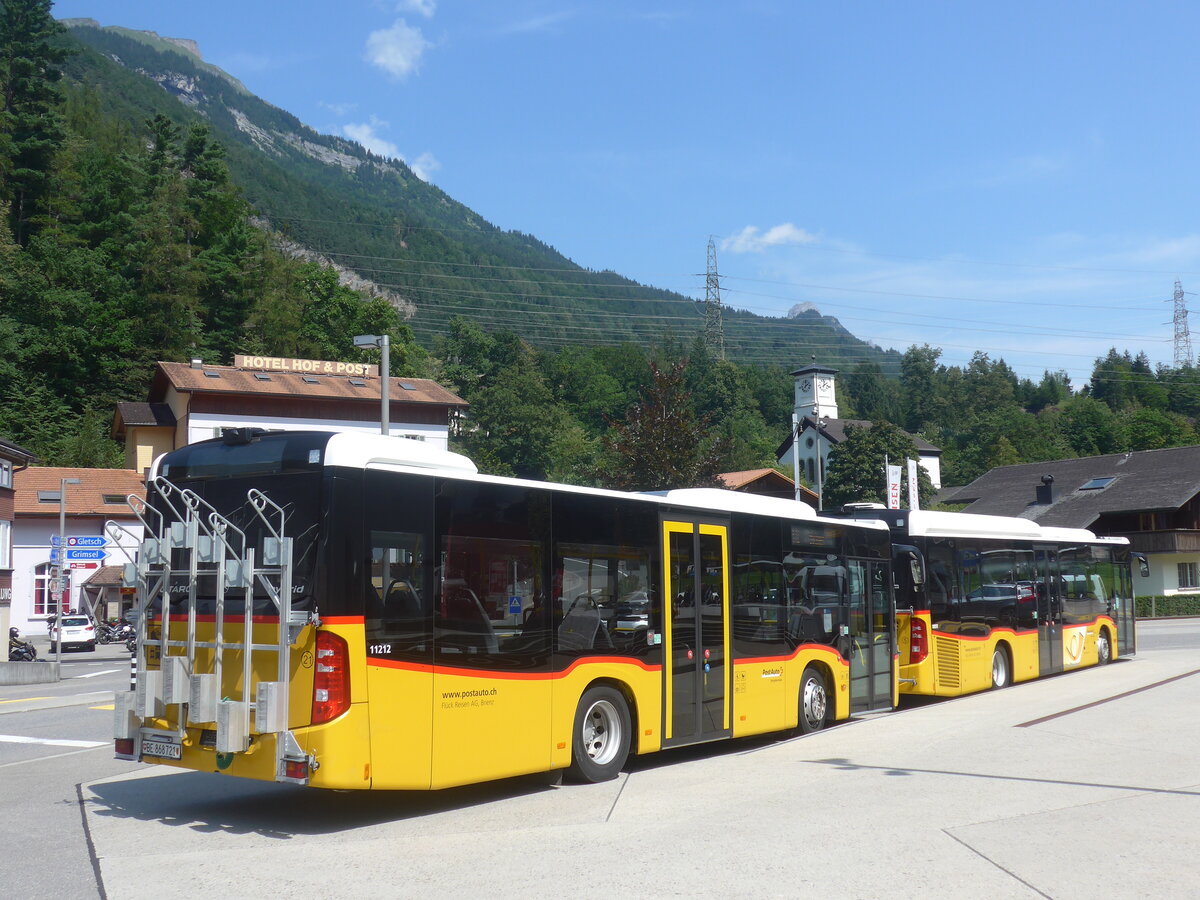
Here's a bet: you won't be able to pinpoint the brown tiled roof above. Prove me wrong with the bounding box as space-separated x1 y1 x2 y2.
84 565 125 586
14 467 146 517
718 469 818 503
719 469 791 489
153 361 467 407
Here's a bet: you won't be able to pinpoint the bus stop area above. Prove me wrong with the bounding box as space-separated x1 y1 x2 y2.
82 627 1200 899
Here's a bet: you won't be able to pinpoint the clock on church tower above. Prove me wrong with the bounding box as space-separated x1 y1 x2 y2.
791 365 839 419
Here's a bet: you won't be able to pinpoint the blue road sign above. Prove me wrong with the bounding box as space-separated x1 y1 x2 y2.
65 548 107 561
66 536 108 547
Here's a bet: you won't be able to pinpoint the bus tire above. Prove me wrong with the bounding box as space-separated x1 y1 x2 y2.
1096 628 1112 665
991 645 1011 689
566 686 631 784
796 666 830 734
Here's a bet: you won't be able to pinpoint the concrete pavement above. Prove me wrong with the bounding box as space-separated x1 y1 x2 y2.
81 626 1200 898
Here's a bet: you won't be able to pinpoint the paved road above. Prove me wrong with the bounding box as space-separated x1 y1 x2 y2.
6 621 1200 898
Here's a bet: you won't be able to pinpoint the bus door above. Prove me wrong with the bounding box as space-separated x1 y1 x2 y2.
1035 545 1063 676
848 559 894 712
663 519 731 746
1118 553 1140 654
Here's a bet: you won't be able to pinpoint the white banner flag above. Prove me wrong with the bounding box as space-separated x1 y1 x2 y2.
886 464 902 509
907 458 920 510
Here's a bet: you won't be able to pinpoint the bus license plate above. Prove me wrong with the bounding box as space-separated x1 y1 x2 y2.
141 738 182 760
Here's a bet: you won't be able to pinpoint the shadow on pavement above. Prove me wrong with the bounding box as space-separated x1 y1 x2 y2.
85 768 563 839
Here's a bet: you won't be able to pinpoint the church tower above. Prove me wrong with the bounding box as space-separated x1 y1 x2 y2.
792 365 839 420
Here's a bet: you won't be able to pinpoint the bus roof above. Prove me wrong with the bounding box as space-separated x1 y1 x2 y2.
323 431 478 473
904 509 1126 545
159 431 889 535
663 488 888 532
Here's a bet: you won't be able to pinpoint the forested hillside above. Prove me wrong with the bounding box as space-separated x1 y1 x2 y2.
60 19 890 369
3 1 1200 496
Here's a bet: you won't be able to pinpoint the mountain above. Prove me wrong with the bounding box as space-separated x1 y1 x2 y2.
60 20 899 373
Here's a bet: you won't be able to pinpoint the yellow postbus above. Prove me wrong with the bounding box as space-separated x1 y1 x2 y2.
837 508 1139 696
113 430 896 789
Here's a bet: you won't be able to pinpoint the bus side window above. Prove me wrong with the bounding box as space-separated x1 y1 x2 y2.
367 532 430 655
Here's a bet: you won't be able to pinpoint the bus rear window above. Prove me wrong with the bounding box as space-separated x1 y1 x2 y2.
159 432 331 480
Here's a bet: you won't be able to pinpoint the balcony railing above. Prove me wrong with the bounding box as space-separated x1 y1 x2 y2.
1110 530 1200 554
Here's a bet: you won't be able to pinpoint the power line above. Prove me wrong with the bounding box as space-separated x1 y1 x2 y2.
263 213 1200 278
380 282 1163 344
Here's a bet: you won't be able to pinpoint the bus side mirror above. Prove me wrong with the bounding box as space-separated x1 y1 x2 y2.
1137 557 1149 578
909 552 924 587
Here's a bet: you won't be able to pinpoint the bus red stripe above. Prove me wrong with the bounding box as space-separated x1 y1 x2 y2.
367 655 662 680
737 643 847 666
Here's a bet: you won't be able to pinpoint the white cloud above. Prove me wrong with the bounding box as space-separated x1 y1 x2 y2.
397 0 436 17
342 119 440 181
500 11 575 34
721 223 818 254
318 100 358 116
977 152 1068 188
343 118 401 160
409 151 441 182
365 19 429 79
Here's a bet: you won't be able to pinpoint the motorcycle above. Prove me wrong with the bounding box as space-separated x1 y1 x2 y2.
8 627 38 662
125 636 137 653
96 621 118 644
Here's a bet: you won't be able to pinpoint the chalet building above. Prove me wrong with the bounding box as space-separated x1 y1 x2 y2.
776 365 942 505
940 445 1200 597
718 468 817 505
112 355 468 474
10 467 146 634
0 437 38 637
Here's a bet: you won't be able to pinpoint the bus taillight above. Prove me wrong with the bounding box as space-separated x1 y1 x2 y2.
909 617 928 664
312 631 350 724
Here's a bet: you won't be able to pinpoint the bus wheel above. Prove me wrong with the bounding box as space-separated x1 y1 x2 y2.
991 646 1011 689
1096 629 1112 665
797 666 829 734
567 686 631 783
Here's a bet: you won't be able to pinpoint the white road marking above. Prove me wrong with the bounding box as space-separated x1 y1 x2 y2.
0 734 107 748
71 669 122 679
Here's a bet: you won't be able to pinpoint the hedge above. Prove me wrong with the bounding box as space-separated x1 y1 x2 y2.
1135 595 1200 618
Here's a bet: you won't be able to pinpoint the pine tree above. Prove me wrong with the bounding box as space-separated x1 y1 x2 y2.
0 0 70 244
823 421 934 509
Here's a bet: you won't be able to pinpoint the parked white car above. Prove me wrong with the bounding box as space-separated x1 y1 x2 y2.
49 615 96 652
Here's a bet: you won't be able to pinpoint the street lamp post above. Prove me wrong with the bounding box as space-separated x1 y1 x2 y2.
353 334 390 436
55 476 81 664
791 412 802 503
812 406 826 512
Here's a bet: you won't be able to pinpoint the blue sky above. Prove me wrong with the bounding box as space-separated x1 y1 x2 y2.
51 0 1200 386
